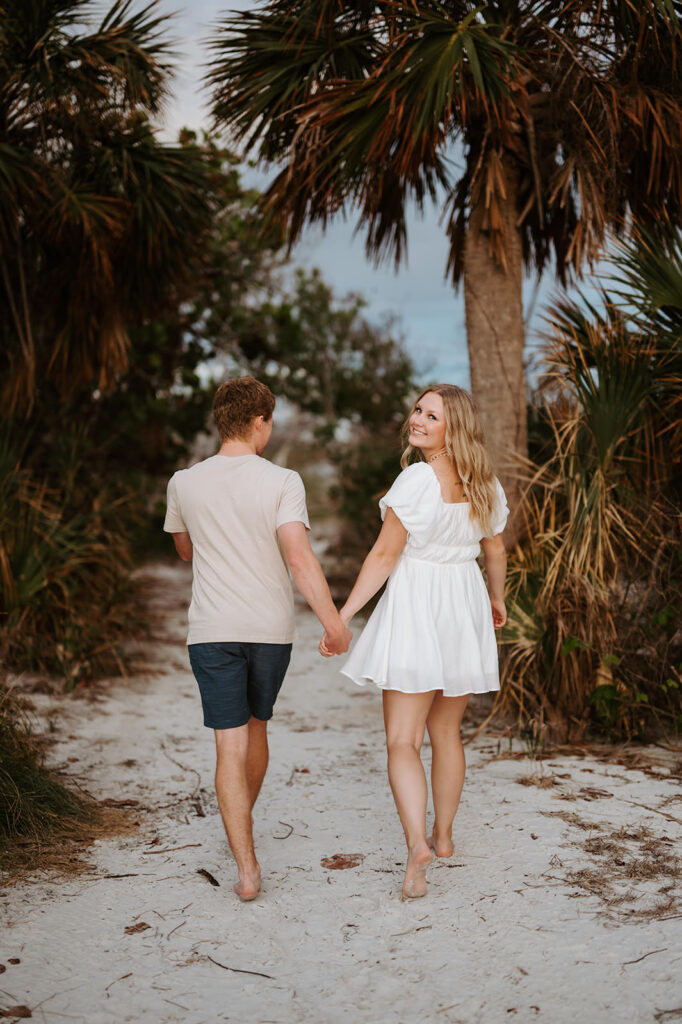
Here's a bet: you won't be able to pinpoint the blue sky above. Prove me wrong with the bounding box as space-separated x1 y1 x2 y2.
154 0 576 387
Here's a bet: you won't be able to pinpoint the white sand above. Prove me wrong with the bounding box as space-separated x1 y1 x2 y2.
2 562 681 1024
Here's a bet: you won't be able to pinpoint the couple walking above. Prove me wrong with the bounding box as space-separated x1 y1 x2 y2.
164 376 508 901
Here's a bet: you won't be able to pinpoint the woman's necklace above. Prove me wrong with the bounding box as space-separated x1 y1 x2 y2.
427 449 464 486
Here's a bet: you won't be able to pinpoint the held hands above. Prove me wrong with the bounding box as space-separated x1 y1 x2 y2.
319 612 352 657
490 597 507 629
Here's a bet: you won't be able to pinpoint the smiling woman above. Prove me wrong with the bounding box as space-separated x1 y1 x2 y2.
320 383 509 901
402 384 500 536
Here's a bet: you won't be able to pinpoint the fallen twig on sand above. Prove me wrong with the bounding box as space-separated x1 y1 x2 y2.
160 741 201 797
207 956 274 980
272 821 293 840
622 948 667 967
197 868 220 887
616 799 682 827
142 843 201 855
105 972 132 992
390 925 433 936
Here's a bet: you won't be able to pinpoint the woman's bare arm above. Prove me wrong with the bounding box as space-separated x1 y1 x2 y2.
339 509 408 623
480 533 507 628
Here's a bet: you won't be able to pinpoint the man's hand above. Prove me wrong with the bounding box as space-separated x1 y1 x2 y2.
319 622 352 657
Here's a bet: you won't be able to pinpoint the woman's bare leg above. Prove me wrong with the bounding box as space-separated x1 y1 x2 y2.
426 692 470 857
382 689 437 898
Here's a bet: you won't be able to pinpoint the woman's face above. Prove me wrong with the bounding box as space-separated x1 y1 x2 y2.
408 392 446 456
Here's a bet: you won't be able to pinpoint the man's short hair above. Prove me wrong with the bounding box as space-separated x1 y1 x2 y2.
213 376 276 442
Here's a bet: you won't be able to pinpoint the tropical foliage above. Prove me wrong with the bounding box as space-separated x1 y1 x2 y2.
0 429 142 683
207 0 682 532
241 267 415 434
0 0 217 416
499 229 682 742
0 2 223 683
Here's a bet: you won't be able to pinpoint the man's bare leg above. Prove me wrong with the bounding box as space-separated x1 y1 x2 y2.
246 718 269 809
214 725 261 901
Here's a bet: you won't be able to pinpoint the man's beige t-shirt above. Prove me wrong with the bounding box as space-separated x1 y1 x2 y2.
163 454 310 645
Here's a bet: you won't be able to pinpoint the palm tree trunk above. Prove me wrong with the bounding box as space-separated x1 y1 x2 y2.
463 155 527 543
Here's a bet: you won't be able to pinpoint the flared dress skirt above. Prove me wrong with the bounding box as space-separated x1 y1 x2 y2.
341 553 501 696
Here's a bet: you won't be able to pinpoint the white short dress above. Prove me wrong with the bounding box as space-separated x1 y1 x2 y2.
341 461 509 696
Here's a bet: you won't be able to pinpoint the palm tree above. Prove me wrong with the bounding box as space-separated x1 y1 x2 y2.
207 0 682 534
0 0 217 416
498 227 682 740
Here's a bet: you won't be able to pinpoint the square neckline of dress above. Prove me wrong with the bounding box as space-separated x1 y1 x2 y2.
425 461 469 506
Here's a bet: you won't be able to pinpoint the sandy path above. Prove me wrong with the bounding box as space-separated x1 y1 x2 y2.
2 562 681 1024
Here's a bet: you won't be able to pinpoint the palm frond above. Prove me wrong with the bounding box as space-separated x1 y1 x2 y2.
607 227 682 342
209 2 517 265
207 1 380 158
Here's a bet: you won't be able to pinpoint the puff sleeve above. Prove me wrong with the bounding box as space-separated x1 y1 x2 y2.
484 477 510 537
379 463 440 539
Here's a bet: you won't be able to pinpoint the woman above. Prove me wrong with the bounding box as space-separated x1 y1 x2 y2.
320 384 508 900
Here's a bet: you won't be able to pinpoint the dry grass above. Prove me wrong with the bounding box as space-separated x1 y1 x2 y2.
541 809 605 832
543 813 682 921
3 805 140 880
0 682 140 880
517 773 560 788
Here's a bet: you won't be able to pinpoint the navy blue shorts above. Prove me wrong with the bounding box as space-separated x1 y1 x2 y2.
188 642 292 730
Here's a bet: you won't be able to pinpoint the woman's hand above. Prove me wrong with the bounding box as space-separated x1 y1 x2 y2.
318 610 352 657
490 597 507 629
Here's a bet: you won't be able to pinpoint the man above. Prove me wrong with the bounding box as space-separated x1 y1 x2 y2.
164 376 351 901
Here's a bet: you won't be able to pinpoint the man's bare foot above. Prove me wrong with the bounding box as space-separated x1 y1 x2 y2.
428 833 454 858
234 866 261 902
401 842 434 900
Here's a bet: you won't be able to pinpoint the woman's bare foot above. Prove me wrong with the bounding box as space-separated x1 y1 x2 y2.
401 842 434 900
428 833 454 858
234 865 261 902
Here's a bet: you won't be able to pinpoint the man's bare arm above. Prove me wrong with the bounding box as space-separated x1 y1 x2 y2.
277 521 351 654
172 531 193 562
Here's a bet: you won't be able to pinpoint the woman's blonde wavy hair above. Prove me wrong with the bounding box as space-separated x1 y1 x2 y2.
401 383 499 536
